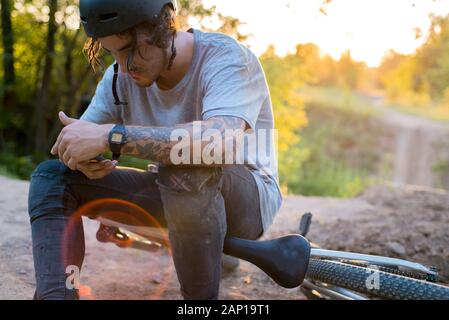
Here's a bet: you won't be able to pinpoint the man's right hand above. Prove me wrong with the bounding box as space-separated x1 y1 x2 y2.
76 159 117 180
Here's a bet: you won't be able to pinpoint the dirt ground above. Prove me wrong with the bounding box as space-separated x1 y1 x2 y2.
0 175 448 300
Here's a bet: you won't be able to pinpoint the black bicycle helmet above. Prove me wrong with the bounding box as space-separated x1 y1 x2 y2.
79 0 178 38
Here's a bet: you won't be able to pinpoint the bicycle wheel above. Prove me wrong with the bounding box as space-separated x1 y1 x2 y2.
306 259 449 300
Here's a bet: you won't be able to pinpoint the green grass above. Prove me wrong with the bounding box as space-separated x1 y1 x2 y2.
298 85 449 123
0 152 36 180
383 101 449 123
287 160 375 198
297 85 380 117
278 91 391 197
0 164 19 180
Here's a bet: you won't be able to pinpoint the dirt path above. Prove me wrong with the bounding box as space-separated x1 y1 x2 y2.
0 175 307 300
370 97 449 188
1 175 448 300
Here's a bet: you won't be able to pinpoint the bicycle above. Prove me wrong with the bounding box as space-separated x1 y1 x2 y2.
85 164 449 300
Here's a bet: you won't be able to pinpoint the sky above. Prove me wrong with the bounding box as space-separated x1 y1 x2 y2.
200 0 449 67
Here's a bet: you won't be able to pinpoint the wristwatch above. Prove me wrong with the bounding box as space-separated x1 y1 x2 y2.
108 124 127 161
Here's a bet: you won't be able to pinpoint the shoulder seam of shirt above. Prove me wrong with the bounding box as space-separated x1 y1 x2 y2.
200 33 249 64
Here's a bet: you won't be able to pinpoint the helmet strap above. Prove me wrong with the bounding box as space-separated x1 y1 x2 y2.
112 63 128 106
167 31 177 71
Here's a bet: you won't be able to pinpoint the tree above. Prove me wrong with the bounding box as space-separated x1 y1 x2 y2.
415 14 449 100
1 0 16 149
260 46 309 189
177 0 248 41
294 43 322 85
378 14 449 105
337 50 361 89
34 0 58 156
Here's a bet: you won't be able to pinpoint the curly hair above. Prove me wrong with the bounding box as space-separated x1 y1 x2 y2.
83 4 178 71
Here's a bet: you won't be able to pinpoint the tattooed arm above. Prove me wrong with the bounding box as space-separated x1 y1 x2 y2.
120 116 247 165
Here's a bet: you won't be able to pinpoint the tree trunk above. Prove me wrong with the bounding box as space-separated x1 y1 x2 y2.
1 0 16 150
34 0 58 155
46 64 91 152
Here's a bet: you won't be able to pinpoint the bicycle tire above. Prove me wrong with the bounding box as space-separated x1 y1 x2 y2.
307 259 449 300
339 260 428 281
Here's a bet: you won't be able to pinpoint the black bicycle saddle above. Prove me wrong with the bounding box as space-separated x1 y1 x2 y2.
223 234 311 288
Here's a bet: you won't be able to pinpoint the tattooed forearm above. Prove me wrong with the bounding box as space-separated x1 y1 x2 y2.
120 116 246 165
121 126 173 163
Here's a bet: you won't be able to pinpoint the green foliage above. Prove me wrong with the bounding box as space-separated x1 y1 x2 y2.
293 44 369 90
298 85 379 115
379 14 449 110
279 90 391 197
177 0 249 41
337 50 362 89
433 159 449 175
416 14 449 100
0 149 37 180
259 47 309 194
260 46 308 153
291 159 372 197
0 165 17 179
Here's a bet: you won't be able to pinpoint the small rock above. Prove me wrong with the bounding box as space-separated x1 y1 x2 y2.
387 242 406 256
152 277 161 284
243 276 251 284
227 292 249 300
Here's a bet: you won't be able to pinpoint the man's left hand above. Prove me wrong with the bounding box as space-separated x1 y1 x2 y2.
50 111 114 170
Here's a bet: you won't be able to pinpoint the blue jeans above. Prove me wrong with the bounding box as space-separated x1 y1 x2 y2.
28 160 263 300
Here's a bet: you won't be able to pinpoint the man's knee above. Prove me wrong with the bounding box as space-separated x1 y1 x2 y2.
157 166 222 193
32 159 66 176
28 160 69 221
157 166 225 233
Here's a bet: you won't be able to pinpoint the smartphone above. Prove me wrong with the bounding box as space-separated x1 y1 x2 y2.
89 155 106 163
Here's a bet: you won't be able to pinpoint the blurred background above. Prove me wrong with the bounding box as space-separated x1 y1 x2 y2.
1 0 449 197
1 0 449 299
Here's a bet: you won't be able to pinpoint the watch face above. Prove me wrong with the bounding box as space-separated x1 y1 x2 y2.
111 133 123 144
